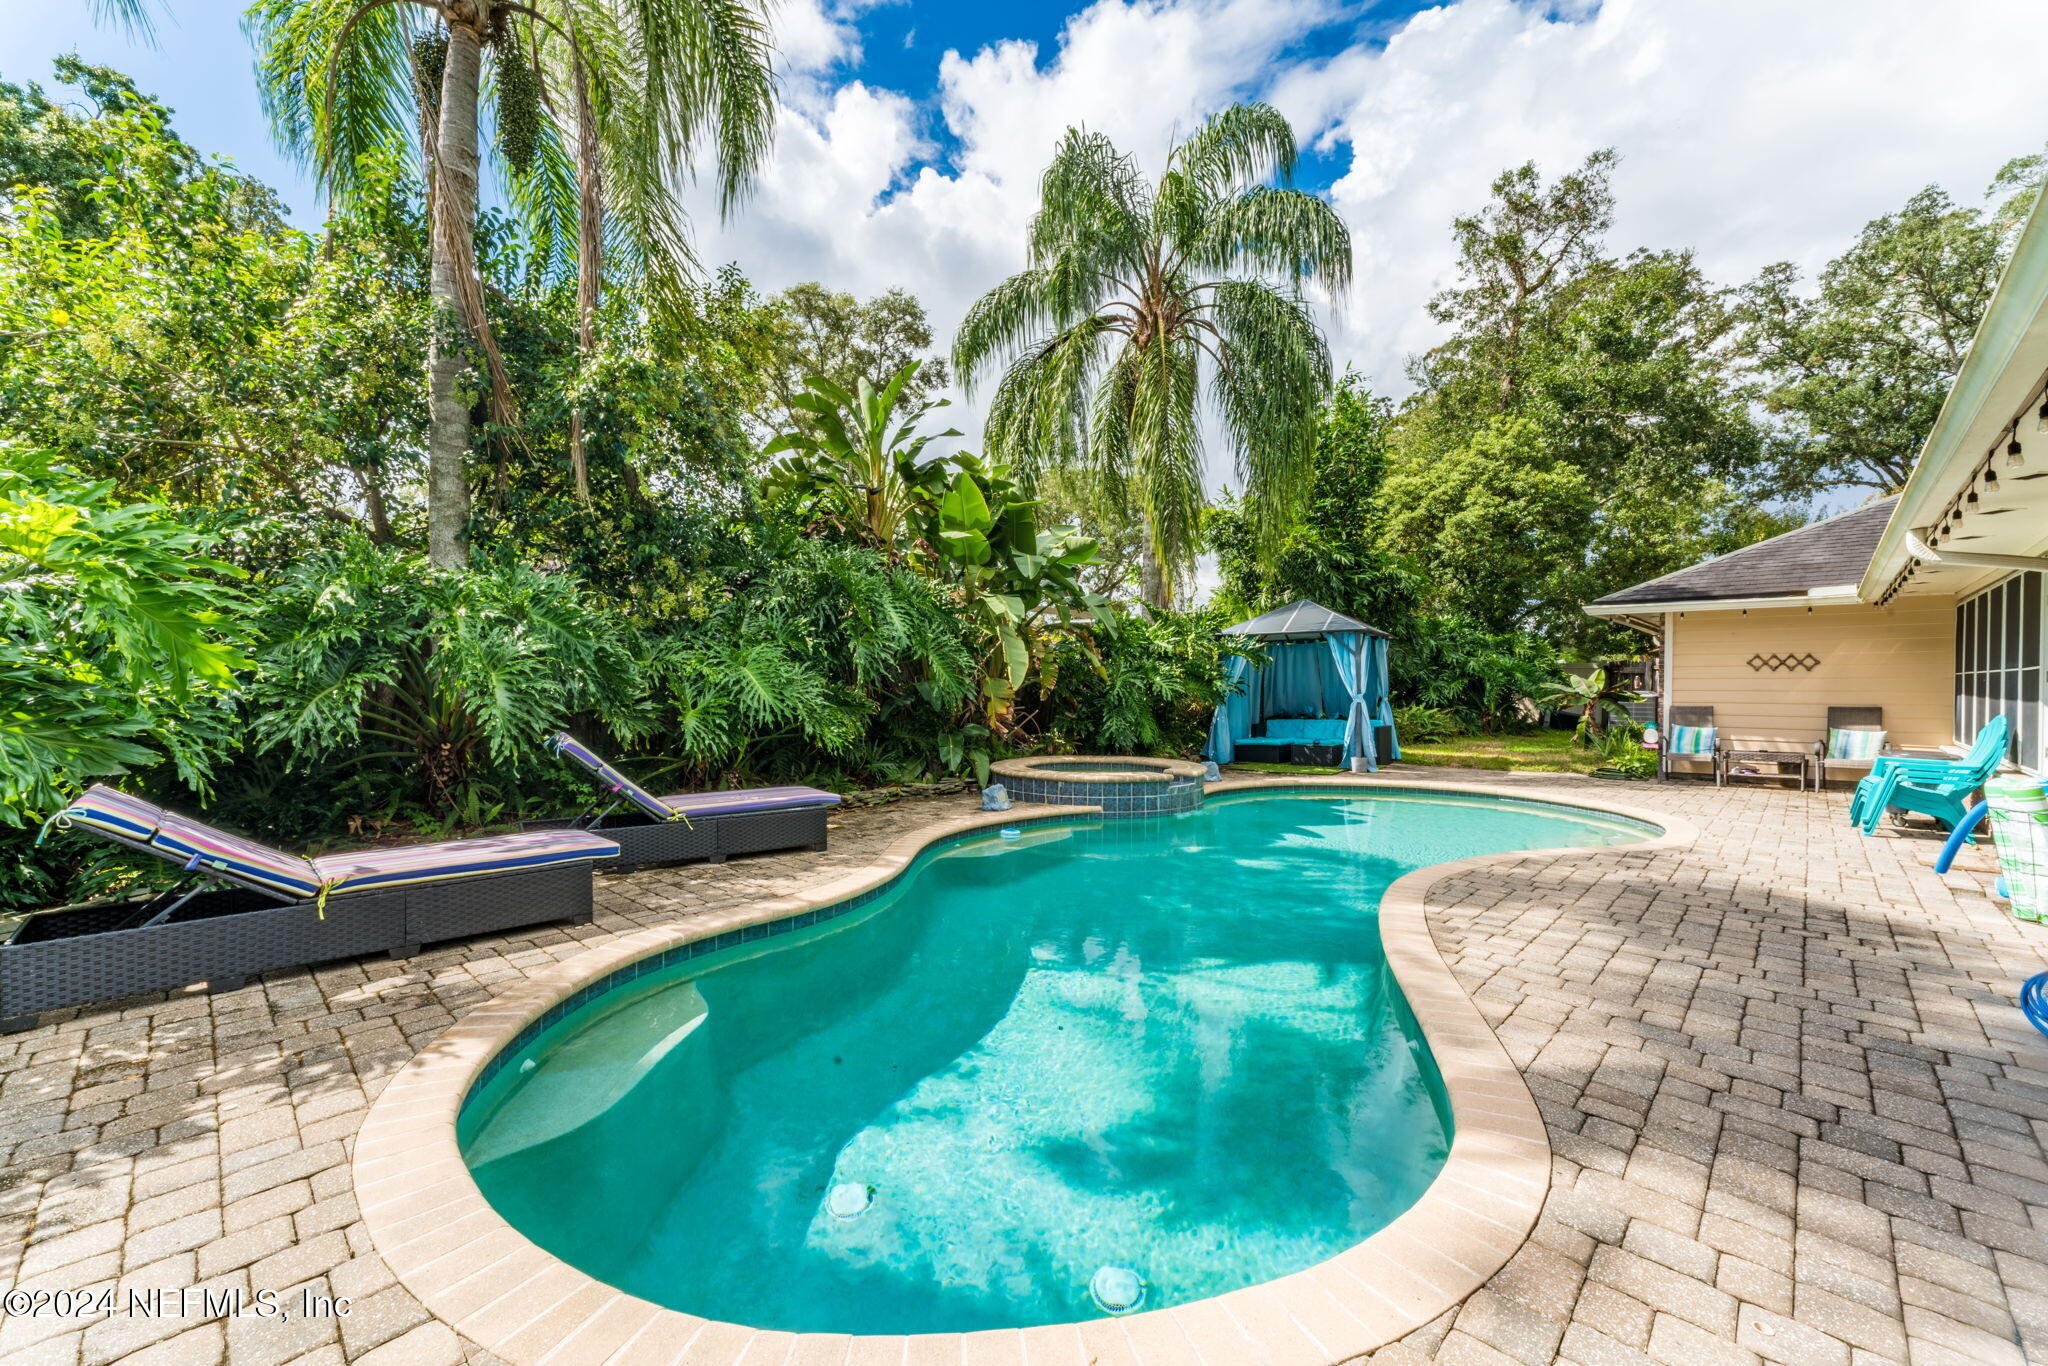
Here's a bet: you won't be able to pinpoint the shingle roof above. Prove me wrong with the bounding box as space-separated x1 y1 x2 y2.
1221 599 1389 639
1587 497 1898 610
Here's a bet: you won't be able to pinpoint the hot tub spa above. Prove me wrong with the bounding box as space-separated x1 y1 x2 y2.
990 754 1208 816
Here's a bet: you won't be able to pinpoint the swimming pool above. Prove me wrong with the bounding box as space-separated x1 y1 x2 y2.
456 789 1649 1337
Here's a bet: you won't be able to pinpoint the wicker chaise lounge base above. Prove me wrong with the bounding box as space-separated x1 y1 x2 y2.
541 734 838 872
4 787 615 1032
523 804 829 871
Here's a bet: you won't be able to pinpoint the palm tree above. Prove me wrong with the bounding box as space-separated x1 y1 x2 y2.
87 0 160 39
953 102 1350 608
249 0 774 563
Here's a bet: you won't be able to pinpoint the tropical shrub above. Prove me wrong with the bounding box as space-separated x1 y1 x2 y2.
1029 609 1248 756
761 362 958 546
0 457 250 820
635 533 976 787
1393 614 1560 731
0 458 254 915
1543 668 1645 746
906 453 1107 729
1595 722 1656 779
245 540 642 830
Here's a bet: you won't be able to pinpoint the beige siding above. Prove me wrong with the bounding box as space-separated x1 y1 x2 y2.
1669 599 1955 749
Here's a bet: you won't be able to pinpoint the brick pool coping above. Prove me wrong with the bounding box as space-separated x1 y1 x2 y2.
353 777 1699 1366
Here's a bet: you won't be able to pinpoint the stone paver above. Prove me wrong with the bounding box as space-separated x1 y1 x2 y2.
0 770 2043 1366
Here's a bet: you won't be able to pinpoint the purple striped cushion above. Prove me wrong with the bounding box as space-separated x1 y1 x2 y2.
150 813 321 900
53 785 166 843
311 830 619 895
552 733 675 822
659 786 841 817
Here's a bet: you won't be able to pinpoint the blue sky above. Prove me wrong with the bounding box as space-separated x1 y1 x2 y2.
7 0 2047 480
0 0 1434 219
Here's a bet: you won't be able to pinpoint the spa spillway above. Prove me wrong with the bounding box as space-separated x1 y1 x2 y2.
989 755 1208 816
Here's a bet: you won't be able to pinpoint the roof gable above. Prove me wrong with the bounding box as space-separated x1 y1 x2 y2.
1587 498 1898 610
1221 598 1389 639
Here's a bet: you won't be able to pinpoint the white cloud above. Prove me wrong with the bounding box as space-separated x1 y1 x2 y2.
695 0 2048 490
772 0 864 77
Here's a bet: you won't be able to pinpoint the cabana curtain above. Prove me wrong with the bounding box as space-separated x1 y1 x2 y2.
1207 654 1253 765
1328 632 1370 766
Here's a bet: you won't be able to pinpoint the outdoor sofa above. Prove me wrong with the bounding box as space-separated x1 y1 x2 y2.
3 785 617 1031
534 734 840 872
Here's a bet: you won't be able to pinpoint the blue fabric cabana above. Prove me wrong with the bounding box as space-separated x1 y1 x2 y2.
1206 600 1399 770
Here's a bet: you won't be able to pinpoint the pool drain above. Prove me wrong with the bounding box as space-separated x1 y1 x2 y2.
1089 1265 1145 1314
825 1183 874 1219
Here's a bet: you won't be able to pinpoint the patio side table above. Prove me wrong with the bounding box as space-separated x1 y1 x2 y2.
1718 747 1816 791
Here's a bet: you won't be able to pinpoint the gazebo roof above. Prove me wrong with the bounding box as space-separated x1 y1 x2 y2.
1220 599 1388 641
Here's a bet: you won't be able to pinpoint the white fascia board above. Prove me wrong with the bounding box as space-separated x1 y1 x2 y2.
1583 591 1864 618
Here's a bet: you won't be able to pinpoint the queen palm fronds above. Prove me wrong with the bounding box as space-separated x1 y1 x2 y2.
954 103 1350 607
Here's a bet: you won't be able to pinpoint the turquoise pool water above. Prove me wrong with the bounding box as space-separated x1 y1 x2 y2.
458 790 1649 1334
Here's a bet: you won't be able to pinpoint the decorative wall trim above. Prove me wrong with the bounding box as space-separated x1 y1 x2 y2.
1747 652 1820 672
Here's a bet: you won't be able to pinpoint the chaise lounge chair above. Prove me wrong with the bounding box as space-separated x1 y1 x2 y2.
541 734 840 872
3 785 618 1031
1850 715 2011 836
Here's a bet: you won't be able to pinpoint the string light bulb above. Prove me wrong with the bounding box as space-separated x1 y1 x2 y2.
2010 433 2027 467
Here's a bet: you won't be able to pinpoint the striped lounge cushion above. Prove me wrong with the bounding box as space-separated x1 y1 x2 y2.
552 733 677 822
1827 727 1887 760
659 785 841 818
150 813 322 901
1666 724 1718 756
50 784 167 843
311 830 619 896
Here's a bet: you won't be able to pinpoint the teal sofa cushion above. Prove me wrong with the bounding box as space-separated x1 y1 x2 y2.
1262 718 1347 744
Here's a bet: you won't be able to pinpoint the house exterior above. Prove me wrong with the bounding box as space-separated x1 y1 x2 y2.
1585 193 2048 774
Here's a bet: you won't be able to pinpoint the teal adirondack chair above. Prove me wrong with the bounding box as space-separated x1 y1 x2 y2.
1851 715 2011 836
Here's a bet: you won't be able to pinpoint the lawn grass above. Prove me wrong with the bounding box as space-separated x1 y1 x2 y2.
1394 729 1607 775
1223 729 1620 778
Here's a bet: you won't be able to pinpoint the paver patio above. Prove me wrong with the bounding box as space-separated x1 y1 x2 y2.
1 769 2044 1366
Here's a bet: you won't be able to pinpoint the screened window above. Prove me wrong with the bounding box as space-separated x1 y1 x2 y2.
1956 572 2043 771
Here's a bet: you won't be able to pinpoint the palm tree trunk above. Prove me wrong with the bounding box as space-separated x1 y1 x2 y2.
567 54 600 504
425 15 484 569
1139 535 1171 611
